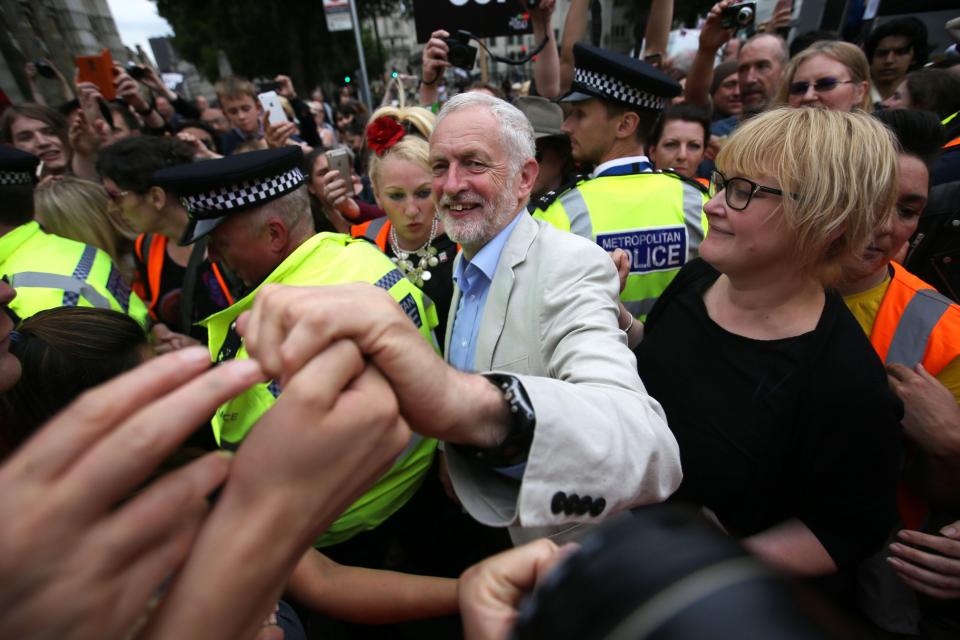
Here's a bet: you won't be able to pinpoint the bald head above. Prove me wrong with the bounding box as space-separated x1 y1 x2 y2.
738 34 788 116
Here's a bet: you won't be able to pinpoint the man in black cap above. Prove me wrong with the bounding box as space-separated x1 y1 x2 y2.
153 146 440 546
531 42 707 322
0 145 147 325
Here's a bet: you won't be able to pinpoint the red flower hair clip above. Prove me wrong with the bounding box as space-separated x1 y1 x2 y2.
367 116 406 156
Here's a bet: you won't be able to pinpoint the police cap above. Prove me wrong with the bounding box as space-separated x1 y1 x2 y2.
154 146 305 245
558 43 681 112
0 145 40 187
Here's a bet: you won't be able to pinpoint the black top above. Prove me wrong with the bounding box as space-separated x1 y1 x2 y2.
382 232 457 347
635 259 903 571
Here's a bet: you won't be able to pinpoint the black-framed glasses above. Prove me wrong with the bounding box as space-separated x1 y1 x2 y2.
709 170 791 211
788 77 855 95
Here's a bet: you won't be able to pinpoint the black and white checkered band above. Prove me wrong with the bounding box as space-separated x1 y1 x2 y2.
0 170 33 186
181 167 304 218
574 68 669 111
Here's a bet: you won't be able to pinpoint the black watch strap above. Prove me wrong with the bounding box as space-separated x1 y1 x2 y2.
453 373 536 468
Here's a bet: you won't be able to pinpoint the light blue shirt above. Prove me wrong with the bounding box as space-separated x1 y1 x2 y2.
447 213 524 372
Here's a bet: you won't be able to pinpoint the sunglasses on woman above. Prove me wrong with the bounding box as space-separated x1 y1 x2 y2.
788 77 855 95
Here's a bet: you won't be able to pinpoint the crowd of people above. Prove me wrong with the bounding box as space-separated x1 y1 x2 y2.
1 0 960 638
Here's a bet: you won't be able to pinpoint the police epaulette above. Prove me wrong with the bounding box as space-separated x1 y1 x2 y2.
655 168 709 193
528 173 589 213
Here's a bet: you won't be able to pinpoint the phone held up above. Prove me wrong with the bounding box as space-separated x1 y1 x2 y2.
325 148 352 185
75 48 116 100
258 90 289 124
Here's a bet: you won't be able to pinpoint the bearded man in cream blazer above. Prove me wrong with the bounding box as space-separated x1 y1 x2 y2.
239 93 681 545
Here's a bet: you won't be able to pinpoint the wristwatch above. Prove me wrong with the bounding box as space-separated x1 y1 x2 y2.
453 373 536 468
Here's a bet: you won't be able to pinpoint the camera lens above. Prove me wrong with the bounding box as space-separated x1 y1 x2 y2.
737 6 754 26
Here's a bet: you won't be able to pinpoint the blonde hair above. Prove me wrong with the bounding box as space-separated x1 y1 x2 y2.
366 102 435 193
716 108 898 283
775 41 873 112
215 76 258 102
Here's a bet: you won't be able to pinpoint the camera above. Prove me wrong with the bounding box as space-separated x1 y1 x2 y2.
442 31 478 71
34 60 56 79
720 2 756 29
126 63 148 80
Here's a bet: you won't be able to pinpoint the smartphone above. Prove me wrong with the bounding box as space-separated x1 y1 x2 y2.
258 90 288 124
75 48 116 100
325 147 351 184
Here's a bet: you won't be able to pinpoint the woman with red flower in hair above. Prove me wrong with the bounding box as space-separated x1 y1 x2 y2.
350 103 459 344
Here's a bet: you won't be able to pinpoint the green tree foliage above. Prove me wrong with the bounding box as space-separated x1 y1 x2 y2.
153 0 398 90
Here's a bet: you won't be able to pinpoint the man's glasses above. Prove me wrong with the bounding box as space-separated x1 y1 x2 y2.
709 170 791 211
788 77 855 95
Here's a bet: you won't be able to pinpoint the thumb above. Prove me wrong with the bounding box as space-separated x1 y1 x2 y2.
151 323 174 339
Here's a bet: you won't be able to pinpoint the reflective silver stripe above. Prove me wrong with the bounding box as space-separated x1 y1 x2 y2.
624 297 658 318
681 182 706 256
363 216 389 241
10 272 112 310
393 432 425 466
560 188 593 239
886 288 952 366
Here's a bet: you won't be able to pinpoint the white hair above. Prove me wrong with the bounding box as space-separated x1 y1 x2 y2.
434 92 536 175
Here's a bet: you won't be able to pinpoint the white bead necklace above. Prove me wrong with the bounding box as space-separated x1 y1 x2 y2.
389 217 440 287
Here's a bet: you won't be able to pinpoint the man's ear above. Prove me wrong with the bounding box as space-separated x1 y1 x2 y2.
616 111 641 141
265 217 289 253
516 157 539 203
147 185 167 212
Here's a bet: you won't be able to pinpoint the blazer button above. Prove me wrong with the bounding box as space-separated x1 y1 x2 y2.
589 497 606 517
575 495 592 515
564 494 579 515
551 491 566 515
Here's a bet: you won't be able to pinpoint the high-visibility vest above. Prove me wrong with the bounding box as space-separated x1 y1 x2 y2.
867 261 960 528
351 216 390 251
202 231 439 547
132 233 235 323
0 221 147 326
532 169 708 319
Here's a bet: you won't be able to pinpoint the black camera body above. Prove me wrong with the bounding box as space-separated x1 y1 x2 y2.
34 60 56 79
126 63 148 80
720 2 756 29
443 31 478 71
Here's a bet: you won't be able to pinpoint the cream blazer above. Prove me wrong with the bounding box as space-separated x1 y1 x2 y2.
444 213 682 544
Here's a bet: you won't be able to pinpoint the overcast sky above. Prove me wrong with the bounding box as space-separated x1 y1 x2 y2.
105 0 174 64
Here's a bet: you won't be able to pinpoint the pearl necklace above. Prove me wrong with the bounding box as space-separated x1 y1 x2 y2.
389 217 440 287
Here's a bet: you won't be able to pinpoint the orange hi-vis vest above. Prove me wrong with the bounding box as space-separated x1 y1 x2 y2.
869 261 960 528
133 233 234 323
351 217 390 252
945 136 960 151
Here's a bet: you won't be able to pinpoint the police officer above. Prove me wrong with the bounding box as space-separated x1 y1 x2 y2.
532 43 708 319
153 146 439 548
0 146 148 325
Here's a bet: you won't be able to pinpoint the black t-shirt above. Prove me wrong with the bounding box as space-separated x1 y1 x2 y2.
635 259 903 570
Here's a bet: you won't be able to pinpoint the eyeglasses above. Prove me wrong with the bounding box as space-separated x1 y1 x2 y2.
104 187 130 202
788 77 855 95
709 170 791 211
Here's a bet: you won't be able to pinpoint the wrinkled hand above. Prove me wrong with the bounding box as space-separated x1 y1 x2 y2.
422 29 451 84
887 363 960 455
175 131 221 160
114 65 150 113
889 522 960 600
700 0 738 52
263 111 299 149
0 348 264 640
321 169 361 221
151 323 202 355
460 539 576 640
237 283 461 440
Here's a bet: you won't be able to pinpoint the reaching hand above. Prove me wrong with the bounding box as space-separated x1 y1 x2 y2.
422 29 451 85
700 0 739 52
0 348 264 640
887 363 960 455
321 169 361 220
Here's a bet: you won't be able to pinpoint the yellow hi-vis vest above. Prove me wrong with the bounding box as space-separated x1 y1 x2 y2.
0 221 148 325
202 231 439 547
533 170 707 319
